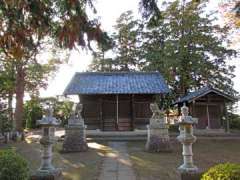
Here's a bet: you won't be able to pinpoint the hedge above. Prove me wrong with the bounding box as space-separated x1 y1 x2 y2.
202 163 240 180
0 149 29 180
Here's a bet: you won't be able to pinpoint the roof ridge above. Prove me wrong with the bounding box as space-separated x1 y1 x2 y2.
75 71 160 75
186 86 210 95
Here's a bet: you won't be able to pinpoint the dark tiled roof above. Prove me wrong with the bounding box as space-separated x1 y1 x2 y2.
63 72 170 95
175 86 235 104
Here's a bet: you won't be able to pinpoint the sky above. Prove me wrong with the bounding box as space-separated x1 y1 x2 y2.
40 0 240 106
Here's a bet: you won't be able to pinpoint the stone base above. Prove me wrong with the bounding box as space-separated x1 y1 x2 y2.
31 169 63 180
62 141 88 153
181 171 203 180
145 135 171 152
178 164 199 173
62 126 88 153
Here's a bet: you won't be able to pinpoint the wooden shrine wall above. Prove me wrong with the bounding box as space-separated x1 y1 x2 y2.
80 94 155 131
189 92 226 129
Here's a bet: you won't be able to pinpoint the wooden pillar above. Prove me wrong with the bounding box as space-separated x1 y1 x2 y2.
220 102 224 128
160 94 163 109
206 95 210 129
178 104 181 116
99 97 103 131
78 95 83 120
192 100 195 116
116 94 119 130
131 94 135 130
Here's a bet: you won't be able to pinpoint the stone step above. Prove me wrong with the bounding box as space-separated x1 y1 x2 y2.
87 136 147 141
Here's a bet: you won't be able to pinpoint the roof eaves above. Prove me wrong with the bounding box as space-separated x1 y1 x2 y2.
175 87 236 104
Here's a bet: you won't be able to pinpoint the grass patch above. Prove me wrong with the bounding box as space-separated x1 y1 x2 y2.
2 138 240 180
0 140 111 180
127 139 240 180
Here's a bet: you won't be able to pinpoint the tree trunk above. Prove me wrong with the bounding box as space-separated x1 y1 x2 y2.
15 64 25 133
7 92 13 127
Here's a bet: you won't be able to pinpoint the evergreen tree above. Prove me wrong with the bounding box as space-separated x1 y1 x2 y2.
142 0 237 98
0 0 104 133
89 32 115 71
113 11 143 71
89 11 143 72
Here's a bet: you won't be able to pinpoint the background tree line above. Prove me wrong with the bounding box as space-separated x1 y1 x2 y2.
89 0 238 106
0 0 107 136
0 0 239 134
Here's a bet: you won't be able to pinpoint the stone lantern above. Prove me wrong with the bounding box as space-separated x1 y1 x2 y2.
177 104 198 173
145 103 171 152
31 106 62 180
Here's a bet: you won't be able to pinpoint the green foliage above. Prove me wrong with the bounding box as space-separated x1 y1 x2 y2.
0 0 105 131
24 98 43 129
0 149 29 180
24 97 74 128
89 1 237 109
89 32 114 72
54 100 74 126
89 57 115 72
141 0 237 106
0 61 15 99
89 10 143 72
0 0 102 56
25 57 62 94
168 124 179 132
202 163 240 180
229 113 240 130
0 109 12 133
39 97 74 126
113 10 143 71
139 0 161 20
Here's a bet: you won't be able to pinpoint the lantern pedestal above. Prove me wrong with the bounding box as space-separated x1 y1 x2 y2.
31 107 62 180
177 124 198 173
31 169 63 180
177 104 199 177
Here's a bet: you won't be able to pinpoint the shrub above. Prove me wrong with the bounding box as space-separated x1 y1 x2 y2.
54 100 74 126
229 113 240 130
201 163 240 180
24 99 43 129
0 149 29 180
169 124 179 132
0 109 12 133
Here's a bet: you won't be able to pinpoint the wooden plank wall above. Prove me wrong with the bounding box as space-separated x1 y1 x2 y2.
81 94 155 131
190 92 226 129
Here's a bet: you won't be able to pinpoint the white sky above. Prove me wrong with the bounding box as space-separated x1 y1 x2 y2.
40 0 240 103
